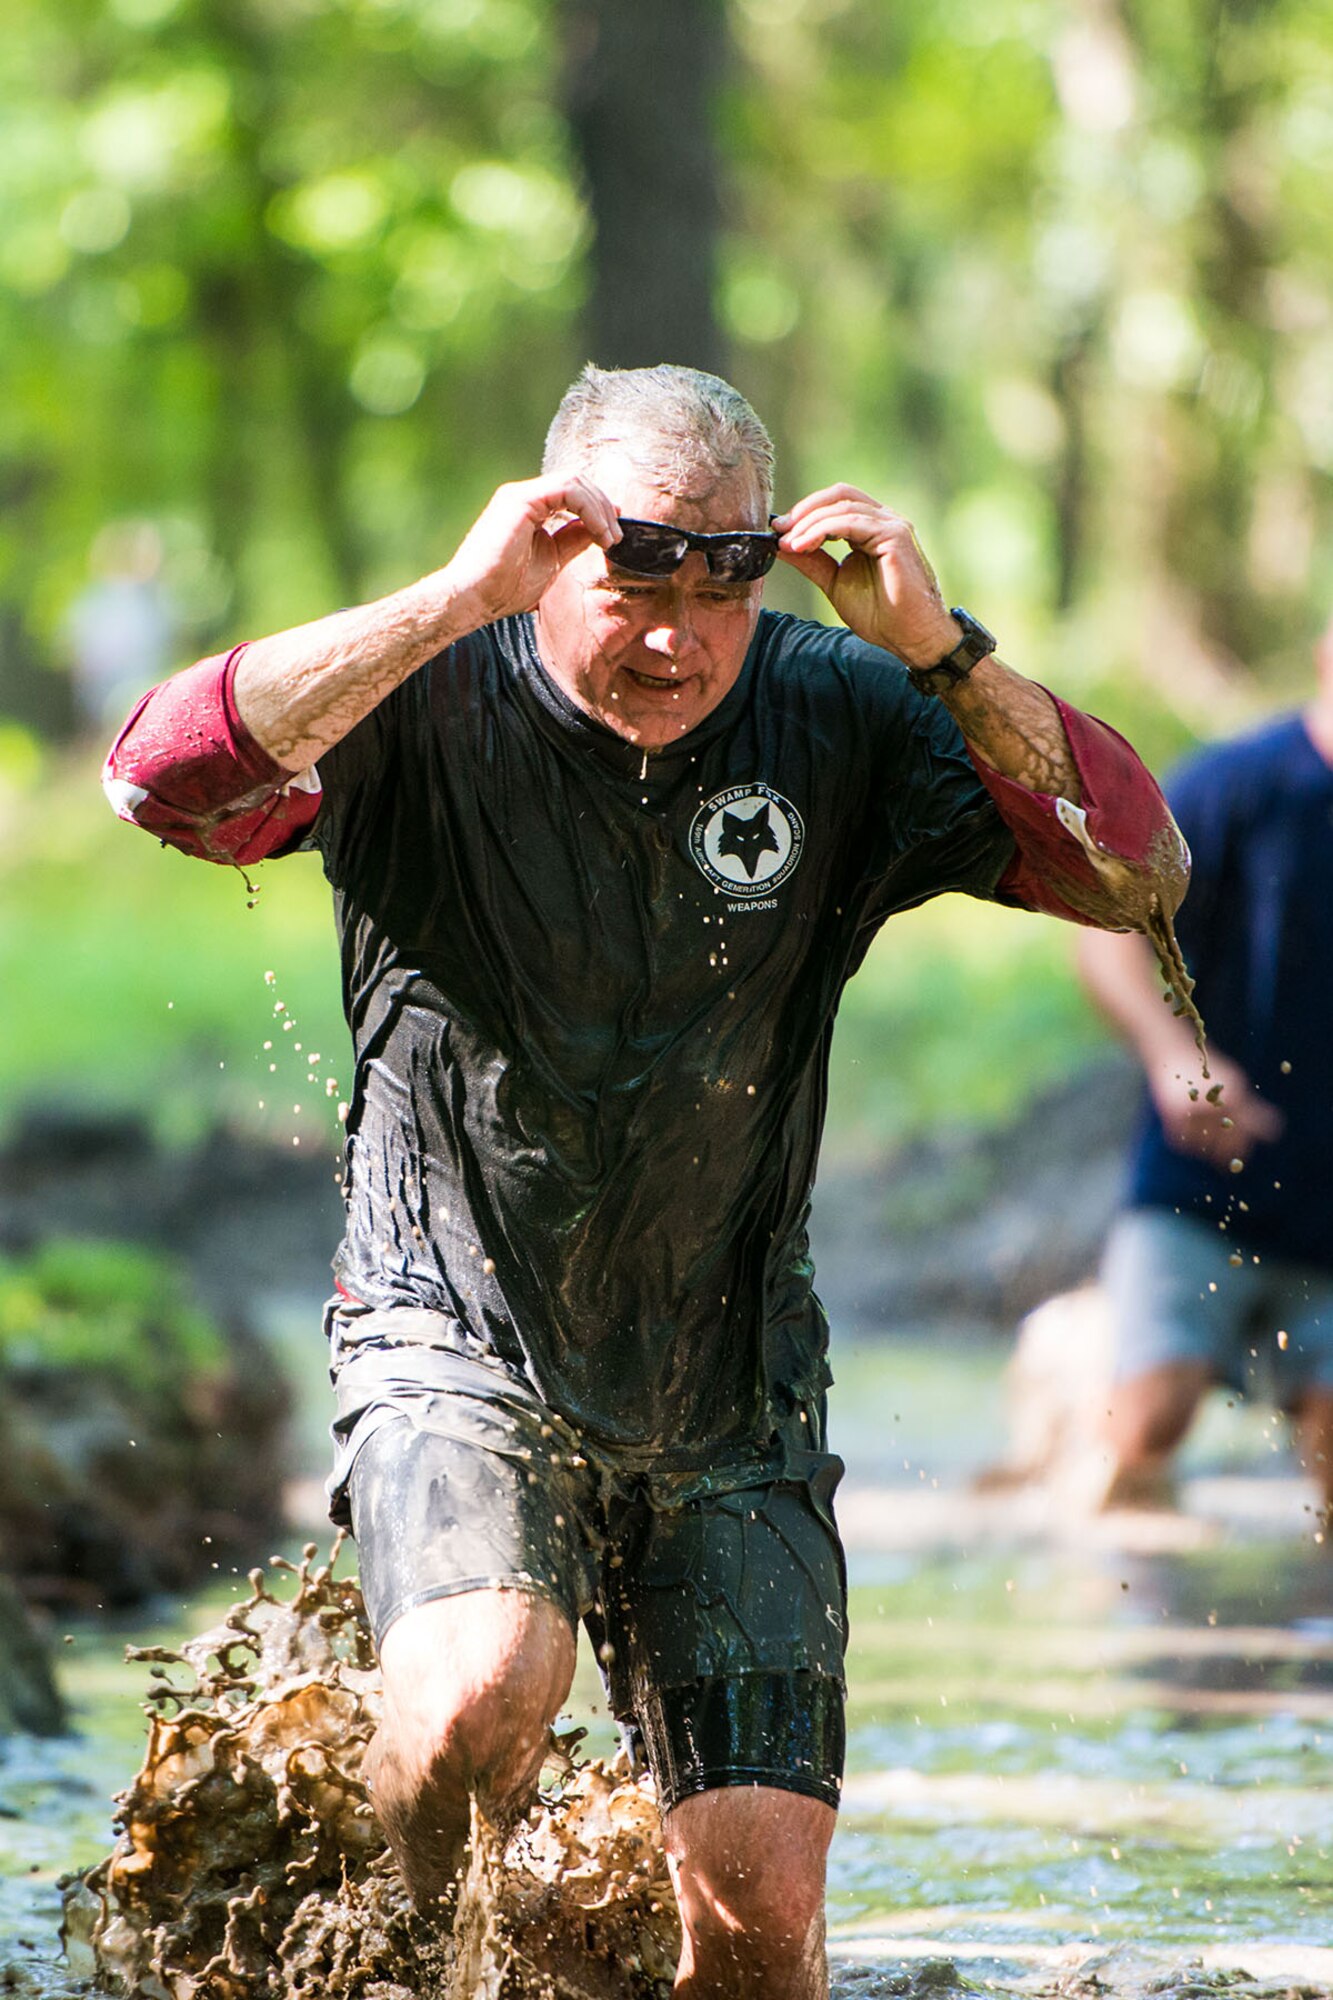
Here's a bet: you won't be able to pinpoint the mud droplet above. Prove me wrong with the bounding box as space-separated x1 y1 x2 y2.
1277 1329 1290 1350
1228 1157 1244 1174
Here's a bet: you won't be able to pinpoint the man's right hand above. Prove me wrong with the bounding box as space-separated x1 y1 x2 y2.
442 473 620 631
231 472 620 774
1148 1048 1283 1170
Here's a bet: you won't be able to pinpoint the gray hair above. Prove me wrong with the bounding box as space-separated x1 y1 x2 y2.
543 363 774 514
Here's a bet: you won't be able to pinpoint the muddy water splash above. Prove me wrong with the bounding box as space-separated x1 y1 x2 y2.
1143 895 1209 1074
1053 801 1209 1070
63 1542 680 1999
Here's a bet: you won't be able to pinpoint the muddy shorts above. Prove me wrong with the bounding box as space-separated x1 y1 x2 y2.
327 1300 847 1814
1104 1207 1333 1403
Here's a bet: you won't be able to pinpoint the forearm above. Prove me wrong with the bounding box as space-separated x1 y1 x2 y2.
1077 925 1279 1158
949 680 1190 936
939 657 1081 803
233 467 618 770
1077 928 1195 1066
233 566 481 773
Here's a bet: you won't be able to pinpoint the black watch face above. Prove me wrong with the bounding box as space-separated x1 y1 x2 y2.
951 609 996 659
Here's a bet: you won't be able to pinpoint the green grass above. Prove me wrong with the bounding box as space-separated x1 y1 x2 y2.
0 737 1112 1159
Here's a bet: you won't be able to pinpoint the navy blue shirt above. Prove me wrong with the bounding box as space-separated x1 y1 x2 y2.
1128 713 1333 1271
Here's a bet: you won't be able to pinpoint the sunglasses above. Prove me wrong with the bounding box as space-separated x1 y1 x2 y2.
606 516 779 584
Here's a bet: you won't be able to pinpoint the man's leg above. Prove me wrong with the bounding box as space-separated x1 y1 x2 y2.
1101 1360 1213 1506
345 1410 592 1912
365 1586 576 1908
664 1786 835 2000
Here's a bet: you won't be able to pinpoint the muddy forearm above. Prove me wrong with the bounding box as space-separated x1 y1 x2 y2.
233 569 479 774
938 658 1082 804
966 694 1190 936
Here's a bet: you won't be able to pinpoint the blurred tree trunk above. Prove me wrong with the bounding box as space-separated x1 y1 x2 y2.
193 0 364 612
562 0 728 374
1050 325 1095 613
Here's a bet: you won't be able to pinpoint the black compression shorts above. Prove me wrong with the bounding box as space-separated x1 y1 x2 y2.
344 1363 847 1814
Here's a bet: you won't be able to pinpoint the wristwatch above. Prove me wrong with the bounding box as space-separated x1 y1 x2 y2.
906 608 997 698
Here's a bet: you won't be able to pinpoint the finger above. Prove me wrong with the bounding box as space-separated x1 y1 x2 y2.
1237 1095 1285 1143
779 502 908 558
539 471 619 548
546 519 599 569
776 544 842 597
773 484 879 528
778 497 888 541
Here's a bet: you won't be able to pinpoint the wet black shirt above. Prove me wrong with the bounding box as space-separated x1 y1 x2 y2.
310 609 1015 1465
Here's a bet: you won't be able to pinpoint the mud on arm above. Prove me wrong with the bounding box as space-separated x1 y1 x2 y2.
945 664 1191 937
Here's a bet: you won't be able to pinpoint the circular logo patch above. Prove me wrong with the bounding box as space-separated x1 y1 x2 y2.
688 784 805 897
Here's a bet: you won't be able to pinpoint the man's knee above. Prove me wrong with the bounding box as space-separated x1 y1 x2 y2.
373 1587 576 1805
665 1785 834 1949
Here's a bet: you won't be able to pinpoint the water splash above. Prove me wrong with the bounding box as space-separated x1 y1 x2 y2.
63 1542 681 1998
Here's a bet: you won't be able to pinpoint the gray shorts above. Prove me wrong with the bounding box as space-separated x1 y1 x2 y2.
1103 1208 1333 1404
327 1298 848 1812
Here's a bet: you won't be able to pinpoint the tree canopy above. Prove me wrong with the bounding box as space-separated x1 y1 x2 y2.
3 0 1331 737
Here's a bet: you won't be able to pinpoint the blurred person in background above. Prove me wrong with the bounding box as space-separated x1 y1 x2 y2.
64 521 174 734
104 362 1186 1998
1078 615 1333 1520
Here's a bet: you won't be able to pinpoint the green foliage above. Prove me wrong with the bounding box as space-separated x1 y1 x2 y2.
0 743 344 1143
4 1 1330 1150
0 1235 224 1392
726 0 1333 703
826 896 1108 1161
1 0 582 660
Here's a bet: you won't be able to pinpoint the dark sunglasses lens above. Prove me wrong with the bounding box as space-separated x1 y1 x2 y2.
607 522 688 575
705 535 779 583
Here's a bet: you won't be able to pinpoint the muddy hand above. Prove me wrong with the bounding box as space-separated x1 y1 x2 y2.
1150 1049 1283 1170
444 472 620 630
772 485 960 667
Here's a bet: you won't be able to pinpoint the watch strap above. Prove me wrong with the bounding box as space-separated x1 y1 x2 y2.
906 608 997 698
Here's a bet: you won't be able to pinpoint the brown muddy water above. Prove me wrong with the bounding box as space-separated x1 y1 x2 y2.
2 1334 1330 1999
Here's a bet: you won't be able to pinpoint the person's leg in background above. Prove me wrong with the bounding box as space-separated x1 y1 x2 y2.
1271 1263 1333 1534
1099 1208 1248 1507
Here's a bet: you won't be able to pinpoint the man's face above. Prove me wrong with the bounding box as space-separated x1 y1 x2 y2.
534 450 767 752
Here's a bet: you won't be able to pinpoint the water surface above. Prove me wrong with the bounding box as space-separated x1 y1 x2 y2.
2 1333 1329 1997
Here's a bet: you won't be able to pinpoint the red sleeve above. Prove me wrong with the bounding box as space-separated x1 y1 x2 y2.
969 694 1187 927
102 646 322 867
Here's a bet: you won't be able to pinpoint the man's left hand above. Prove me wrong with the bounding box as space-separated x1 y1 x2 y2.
773 486 959 668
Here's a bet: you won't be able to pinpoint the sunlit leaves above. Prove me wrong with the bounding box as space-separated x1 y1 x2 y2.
0 0 578 650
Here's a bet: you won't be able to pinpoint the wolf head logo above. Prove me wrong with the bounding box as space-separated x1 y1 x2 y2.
716 803 780 881
690 784 805 898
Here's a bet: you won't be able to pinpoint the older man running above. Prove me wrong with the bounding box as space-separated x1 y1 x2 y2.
106 363 1185 1998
